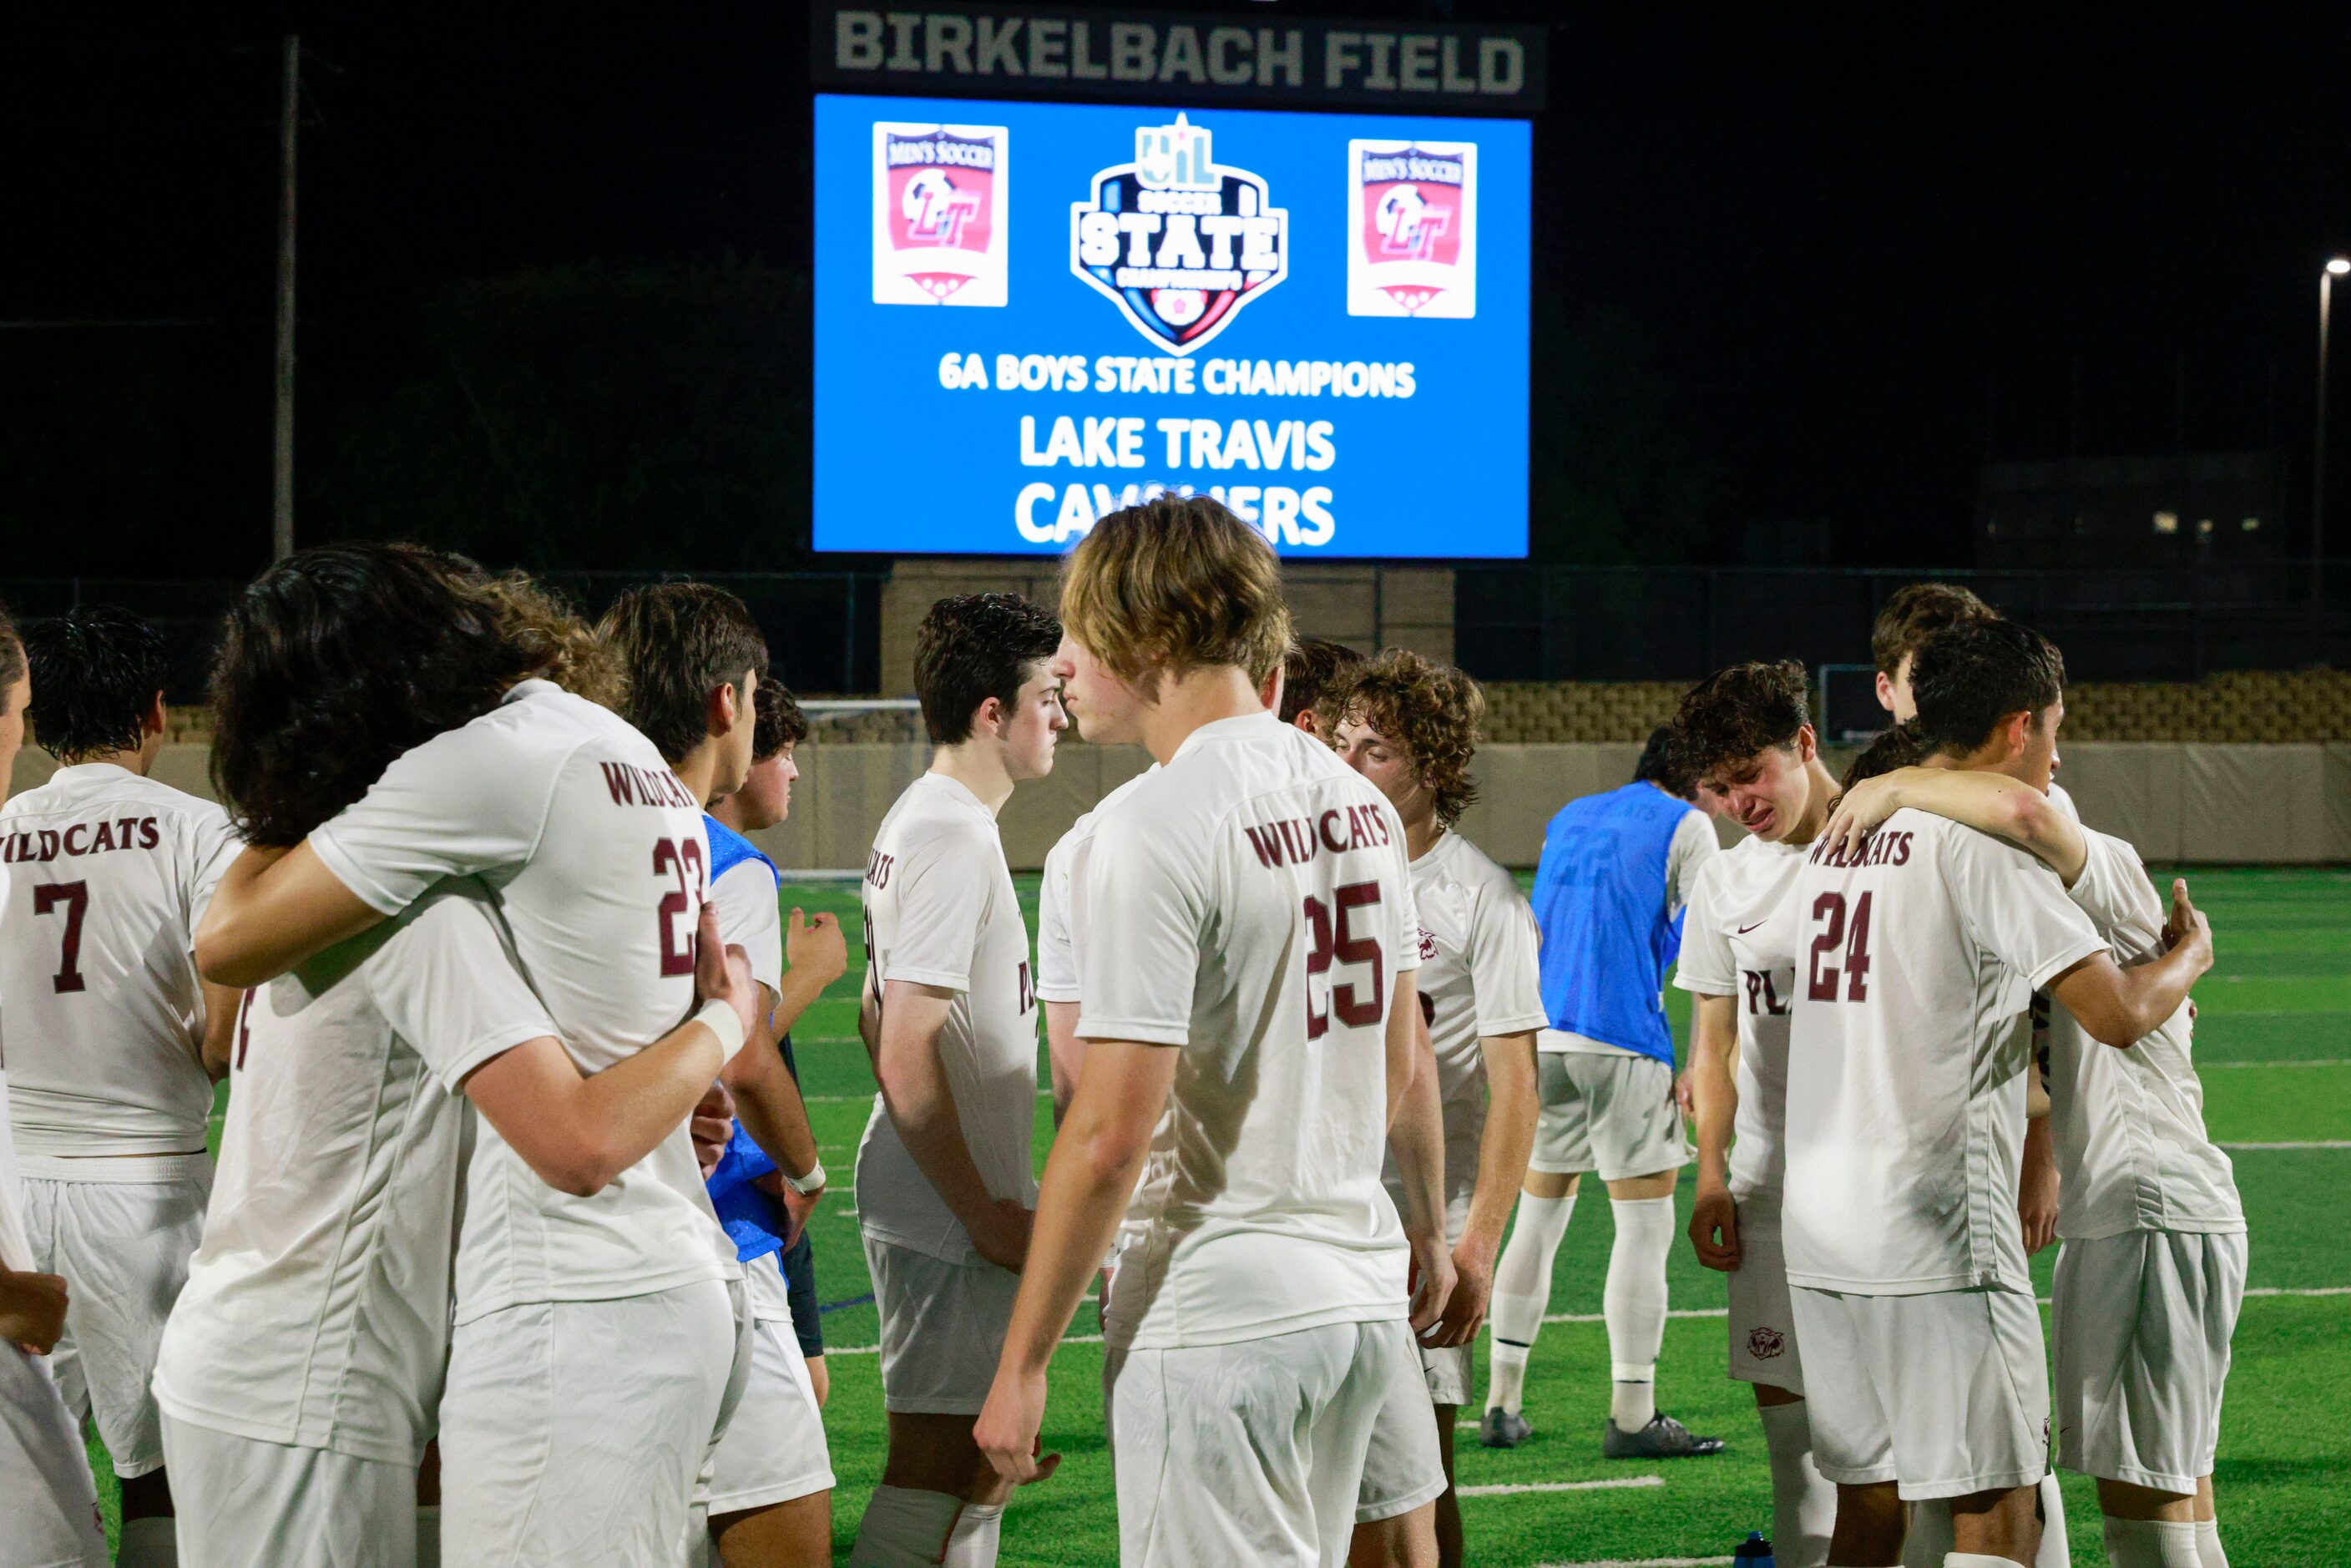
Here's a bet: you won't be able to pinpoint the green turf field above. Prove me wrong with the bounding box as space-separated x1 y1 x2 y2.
106 866 2348 1563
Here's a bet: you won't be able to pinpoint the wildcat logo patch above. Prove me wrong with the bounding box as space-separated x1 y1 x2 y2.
872 124 1009 306
1347 140 1478 319
1070 114 1287 356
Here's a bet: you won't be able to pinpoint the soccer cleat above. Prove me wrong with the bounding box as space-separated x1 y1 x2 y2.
1601 1410 1727 1459
1479 1407 1533 1449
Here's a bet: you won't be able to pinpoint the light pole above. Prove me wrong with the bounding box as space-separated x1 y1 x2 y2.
2315 256 2349 612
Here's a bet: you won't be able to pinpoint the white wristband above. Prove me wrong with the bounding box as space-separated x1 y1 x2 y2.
695 999 746 1059
781 1159 827 1196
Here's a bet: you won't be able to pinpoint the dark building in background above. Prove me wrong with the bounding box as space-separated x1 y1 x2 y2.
1976 452 2287 569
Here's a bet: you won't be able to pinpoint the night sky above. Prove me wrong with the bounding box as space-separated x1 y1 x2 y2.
5 4 2348 576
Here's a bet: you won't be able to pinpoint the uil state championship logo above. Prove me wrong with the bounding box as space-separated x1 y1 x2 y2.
872 123 1009 306
1070 114 1289 356
1347 140 1478 319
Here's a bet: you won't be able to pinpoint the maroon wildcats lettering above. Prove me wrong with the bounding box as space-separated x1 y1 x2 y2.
1806 827 1912 870
597 761 699 810
1240 802 1394 868
3 817 161 862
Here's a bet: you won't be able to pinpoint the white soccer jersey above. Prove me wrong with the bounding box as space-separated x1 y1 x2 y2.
1035 766 1156 1005
310 679 738 1305
2046 829 2242 1242
1390 830 1545 1214
1673 833 1806 1211
1767 810 2106 1296
710 854 785 997
855 772 1039 1264
1078 712 1420 1352
0 867 28 1272
706 840 794 1323
153 887 556 1464
0 765 239 1157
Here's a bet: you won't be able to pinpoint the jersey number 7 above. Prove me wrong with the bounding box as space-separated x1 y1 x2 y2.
32 881 89 994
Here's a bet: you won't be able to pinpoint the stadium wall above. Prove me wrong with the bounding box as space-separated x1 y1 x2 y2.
17 740 2348 870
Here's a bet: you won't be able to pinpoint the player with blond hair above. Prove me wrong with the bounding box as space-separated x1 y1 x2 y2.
975 497 1449 1568
1322 650 1545 1568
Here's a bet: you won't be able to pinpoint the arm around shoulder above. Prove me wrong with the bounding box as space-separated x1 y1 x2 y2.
195 841 384 987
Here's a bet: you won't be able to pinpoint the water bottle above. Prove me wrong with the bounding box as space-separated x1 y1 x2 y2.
1732 1531 1774 1567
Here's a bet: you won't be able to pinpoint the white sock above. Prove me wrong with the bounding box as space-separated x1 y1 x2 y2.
2032 1474 2067 1567
1487 1338 1532 1416
943 1501 1004 1568
2194 1518 2228 1568
415 1505 442 1568
1604 1196 1674 1431
849 1485 965 1568
115 1517 179 1567
1755 1402 1834 1567
2102 1516 2206 1567
1486 1193 1573 1414
1944 1556 2025 1568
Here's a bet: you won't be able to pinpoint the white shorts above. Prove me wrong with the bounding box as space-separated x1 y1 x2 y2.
1789 1285 2050 1501
1529 1052 1689 1181
1105 1318 1424 1567
1354 1327 1450 1525
439 1278 749 1567
0 1346 107 1568
862 1235 1018 1415
21 1161 210 1479
2053 1229 2246 1494
1725 1212 1805 1397
1418 1343 1472 1409
160 1415 413 1568
703 1315 836 1516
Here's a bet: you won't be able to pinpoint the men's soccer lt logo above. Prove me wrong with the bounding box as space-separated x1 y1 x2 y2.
1070 114 1288 356
872 124 1009 307
900 167 981 249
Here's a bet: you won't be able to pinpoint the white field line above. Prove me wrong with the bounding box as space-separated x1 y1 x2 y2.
2204 1057 2351 1068
1459 1475 1665 1498
827 1286 2351 1358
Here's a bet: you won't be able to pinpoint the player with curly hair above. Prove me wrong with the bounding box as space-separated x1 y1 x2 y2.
1669 660 1848 1565
182 545 756 1565
1322 651 1545 1568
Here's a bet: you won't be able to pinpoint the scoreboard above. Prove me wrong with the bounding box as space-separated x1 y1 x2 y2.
811 86 1532 558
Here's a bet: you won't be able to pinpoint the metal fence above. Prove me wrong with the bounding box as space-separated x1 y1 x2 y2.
1452 561 2351 684
9 560 2346 702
